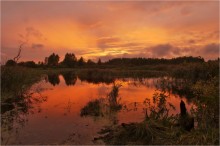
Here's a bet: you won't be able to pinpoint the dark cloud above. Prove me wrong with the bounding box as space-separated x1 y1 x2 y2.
177 43 219 60
151 44 173 56
146 44 181 58
202 43 219 54
32 43 44 49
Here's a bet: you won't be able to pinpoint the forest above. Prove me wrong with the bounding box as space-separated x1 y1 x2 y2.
4 52 207 68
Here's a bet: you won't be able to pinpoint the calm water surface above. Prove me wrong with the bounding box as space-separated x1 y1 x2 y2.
1 74 193 145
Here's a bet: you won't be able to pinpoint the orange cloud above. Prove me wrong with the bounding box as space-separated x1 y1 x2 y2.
1 1 219 63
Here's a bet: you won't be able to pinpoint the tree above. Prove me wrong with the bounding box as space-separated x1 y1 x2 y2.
5 59 16 66
87 59 95 66
62 72 77 86
78 57 86 67
44 57 48 65
5 43 25 66
47 73 60 86
24 61 37 68
62 53 77 67
17 61 37 68
13 43 25 63
97 58 102 65
47 53 59 67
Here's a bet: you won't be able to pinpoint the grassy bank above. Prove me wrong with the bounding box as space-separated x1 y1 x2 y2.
1 67 43 102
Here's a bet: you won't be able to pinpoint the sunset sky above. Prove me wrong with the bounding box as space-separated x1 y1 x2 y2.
1 1 219 63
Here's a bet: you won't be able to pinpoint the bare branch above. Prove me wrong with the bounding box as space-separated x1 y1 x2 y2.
13 43 25 62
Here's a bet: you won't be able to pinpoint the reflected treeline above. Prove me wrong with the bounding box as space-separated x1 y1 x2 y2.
45 69 167 86
44 71 197 105
46 73 60 86
45 71 195 105
46 72 77 86
155 77 195 103
45 71 198 105
46 70 116 86
62 72 77 86
77 70 115 85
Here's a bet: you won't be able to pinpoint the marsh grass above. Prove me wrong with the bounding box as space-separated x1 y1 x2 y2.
80 99 103 117
107 83 122 110
1 67 42 102
80 83 122 117
98 117 179 145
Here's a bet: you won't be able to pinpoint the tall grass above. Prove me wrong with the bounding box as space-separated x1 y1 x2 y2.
80 83 122 117
1 66 42 102
80 99 103 117
108 83 122 110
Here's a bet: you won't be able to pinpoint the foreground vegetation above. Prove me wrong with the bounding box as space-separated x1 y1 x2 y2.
1 67 42 107
95 83 219 145
79 78 217 145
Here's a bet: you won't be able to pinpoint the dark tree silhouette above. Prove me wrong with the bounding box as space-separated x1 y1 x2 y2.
47 53 59 67
44 57 48 65
62 72 77 86
78 57 86 67
13 43 25 62
5 43 26 66
87 59 95 66
18 61 36 68
47 74 60 86
106 56 204 66
97 58 102 65
5 60 17 66
62 53 77 67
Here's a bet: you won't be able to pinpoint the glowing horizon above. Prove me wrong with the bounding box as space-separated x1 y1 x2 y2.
1 1 219 63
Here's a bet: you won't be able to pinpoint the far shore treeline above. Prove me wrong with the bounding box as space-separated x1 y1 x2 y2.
3 52 218 68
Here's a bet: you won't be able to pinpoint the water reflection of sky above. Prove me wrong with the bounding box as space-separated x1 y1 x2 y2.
1 75 193 145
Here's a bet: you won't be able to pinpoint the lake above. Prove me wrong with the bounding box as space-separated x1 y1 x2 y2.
1 72 193 145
